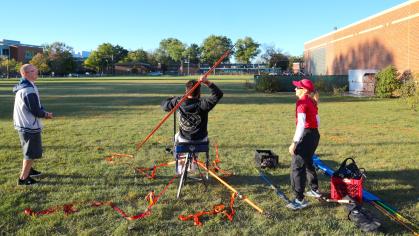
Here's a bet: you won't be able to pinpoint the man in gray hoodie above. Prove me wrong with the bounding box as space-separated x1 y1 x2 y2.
13 64 53 185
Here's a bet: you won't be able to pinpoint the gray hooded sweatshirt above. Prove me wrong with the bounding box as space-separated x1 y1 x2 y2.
13 78 46 133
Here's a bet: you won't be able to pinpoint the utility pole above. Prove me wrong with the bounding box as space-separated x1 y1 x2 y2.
6 59 9 79
187 56 190 76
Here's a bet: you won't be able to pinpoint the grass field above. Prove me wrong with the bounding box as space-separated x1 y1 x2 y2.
0 75 418 235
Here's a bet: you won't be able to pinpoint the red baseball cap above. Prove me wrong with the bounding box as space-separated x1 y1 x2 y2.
292 79 315 92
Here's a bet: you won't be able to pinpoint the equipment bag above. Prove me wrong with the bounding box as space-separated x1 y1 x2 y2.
344 196 381 233
255 150 278 169
331 158 365 203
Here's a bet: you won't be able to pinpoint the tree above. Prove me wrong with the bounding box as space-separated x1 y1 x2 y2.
84 43 128 74
182 44 201 64
234 37 260 64
261 46 289 70
121 49 149 63
156 38 186 63
201 35 233 65
0 58 21 78
113 45 128 63
147 50 158 67
288 55 304 71
44 42 76 76
30 53 50 75
375 65 401 98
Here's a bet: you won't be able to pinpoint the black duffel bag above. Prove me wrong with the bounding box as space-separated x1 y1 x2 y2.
333 158 366 179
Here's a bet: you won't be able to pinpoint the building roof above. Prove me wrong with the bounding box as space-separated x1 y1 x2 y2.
0 39 43 49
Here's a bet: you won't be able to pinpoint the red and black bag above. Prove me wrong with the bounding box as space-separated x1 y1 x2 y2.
331 158 365 203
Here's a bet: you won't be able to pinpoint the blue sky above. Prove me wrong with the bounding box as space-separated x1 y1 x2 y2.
2 0 408 59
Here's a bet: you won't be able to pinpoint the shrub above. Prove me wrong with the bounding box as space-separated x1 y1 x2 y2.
314 77 327 92
254 75 348 93
374 65 401 98
255 76 279 92
398 70 418 111
333 85 348 96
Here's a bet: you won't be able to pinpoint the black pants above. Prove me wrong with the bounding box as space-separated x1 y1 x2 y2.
290 128 320 200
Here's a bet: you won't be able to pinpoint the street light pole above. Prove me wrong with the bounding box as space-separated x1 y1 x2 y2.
187 56 190 76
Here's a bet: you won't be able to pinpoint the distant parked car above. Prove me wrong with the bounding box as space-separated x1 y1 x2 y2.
68 73 79 77
147 71 163 76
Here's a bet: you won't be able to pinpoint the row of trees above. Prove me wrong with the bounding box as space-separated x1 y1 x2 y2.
84 35 265 74
84 35 302 74
0 35 303 76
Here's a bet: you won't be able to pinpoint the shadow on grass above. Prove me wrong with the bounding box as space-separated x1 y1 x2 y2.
320 141 419 147
0 144 21 149
0 82 369 106
222 172 290 189
0 81 376 121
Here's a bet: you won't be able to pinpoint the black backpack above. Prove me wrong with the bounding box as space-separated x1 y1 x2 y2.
344 196 381 232
333 158 365 180
255 150 278 169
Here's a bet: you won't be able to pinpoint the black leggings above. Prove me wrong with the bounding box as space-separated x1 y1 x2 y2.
290 128 320 200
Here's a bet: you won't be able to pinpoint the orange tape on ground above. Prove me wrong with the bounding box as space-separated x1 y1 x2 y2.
24 175 177 221
105 153 134 164
211 143 233 177
135 161 176 179
24 204 77 216
179 192 238 226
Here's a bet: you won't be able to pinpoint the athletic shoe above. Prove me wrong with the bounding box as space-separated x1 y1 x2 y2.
286 199 309 210
29 168 42 177
305 189 322 198
18 176 38 185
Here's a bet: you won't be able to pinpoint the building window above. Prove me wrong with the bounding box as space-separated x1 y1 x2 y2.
2 49 9 57
25 51 34 60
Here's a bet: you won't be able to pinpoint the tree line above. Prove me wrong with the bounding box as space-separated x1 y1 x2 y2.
0 35 303 77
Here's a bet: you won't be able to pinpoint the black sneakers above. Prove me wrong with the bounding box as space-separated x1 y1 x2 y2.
29 168 42 177
18 176 38 185
18 168 42 185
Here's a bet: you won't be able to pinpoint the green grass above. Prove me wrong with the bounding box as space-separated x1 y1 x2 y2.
0 76 418 235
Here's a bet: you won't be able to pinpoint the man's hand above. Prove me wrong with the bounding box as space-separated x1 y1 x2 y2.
45 112 53 119
199 76 211 86
288 142 296 155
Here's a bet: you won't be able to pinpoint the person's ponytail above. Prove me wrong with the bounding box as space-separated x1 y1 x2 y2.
310 90 319 104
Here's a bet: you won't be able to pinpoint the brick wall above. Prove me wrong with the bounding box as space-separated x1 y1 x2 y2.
304 1 419 75
10 45 43 63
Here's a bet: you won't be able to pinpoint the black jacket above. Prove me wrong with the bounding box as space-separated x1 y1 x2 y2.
161 83 223 140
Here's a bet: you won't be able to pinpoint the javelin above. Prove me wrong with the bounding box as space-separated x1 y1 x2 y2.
136 44 236 151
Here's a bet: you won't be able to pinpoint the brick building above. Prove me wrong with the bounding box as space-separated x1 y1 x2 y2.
0 39 43 63
304 0 418 75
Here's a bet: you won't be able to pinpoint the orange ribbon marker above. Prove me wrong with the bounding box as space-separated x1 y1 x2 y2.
24 204 77 216
179 192 238 226
105 153 134 164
